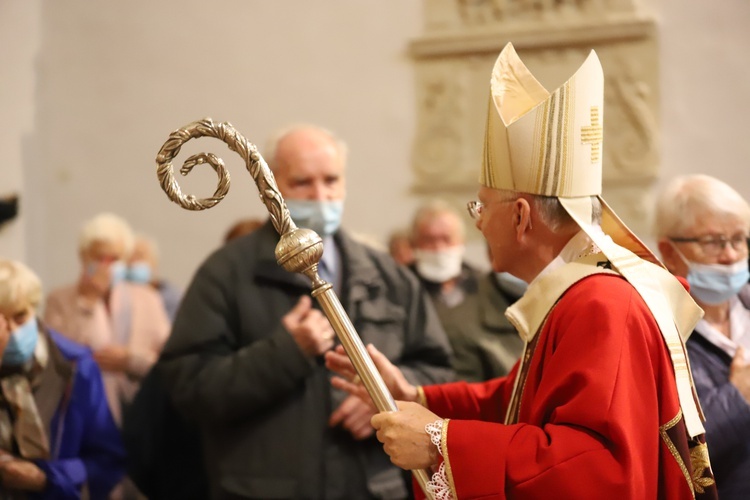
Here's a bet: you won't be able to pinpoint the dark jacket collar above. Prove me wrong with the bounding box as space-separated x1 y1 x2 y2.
688 330 733 364
479 273 518 332
252 222 385 303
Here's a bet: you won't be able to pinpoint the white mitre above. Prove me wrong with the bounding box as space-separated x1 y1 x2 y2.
481 43 656 261
482 43 707 437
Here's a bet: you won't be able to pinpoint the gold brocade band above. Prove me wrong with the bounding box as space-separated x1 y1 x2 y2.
441 419 458 500
417 385 428 408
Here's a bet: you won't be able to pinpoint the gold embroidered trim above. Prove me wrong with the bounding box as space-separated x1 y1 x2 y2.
690 442 715 494
504 341 529 424
416 386 428 409
505 321 543 424
440 418 459 500
559 81 571 192
659 409 694 498
482 96 498 188
534 96 552 192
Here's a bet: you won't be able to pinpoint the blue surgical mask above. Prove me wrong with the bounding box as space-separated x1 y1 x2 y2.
285 199 344 237
686 260 749 305
109 261 127 287
3 316 39 366
86 260 127 288
671 242 750 304
127 261 152 284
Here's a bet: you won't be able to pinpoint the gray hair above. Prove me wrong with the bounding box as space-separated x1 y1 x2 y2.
655 174 750 239
264 124 348 173
79 212 135 257
497 190 602 233
411 199 465 242
0 259 43 310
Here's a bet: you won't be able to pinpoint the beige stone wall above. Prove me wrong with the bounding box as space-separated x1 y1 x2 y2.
1 1 425 289
1 0 749 290
0 0 41 262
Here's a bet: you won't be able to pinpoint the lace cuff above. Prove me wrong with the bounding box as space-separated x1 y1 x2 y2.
426 462 452 500
425 419 443 454
424 419 453 500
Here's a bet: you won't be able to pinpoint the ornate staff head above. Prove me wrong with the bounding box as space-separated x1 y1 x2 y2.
154 117 326 287
154 117 435 498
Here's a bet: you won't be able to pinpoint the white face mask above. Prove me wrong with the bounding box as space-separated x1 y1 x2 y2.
413 246 465 283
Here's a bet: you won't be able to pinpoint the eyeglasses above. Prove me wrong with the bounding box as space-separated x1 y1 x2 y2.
467 201 484 220
669 234 749 256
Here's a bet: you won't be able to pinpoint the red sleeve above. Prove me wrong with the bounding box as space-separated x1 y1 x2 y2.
441 276 677 499
422 364 517 422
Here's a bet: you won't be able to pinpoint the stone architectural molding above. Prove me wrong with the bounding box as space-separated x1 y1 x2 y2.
409 0 659 240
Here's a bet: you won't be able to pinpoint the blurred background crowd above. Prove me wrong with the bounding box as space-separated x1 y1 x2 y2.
2 1 750 499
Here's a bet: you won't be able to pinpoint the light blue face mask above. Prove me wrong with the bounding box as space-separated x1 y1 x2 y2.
127 262 152 284
671 242 750 304
285 199 344 237
3 316 39 366
109 261 127 287
686 260 749 305
86 260 128 288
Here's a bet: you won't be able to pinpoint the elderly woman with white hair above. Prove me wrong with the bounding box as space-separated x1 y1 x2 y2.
656 174 750 500
44 213 170 425
0 259 124 498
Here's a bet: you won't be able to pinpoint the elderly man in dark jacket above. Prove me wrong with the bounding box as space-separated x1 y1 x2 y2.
160 125 454 500
408 200 524 382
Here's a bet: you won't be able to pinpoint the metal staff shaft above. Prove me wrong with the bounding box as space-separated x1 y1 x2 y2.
313 287 396 411
312 286 433 495
155 118 434 500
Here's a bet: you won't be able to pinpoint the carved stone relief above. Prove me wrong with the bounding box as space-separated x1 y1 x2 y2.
409 0 659 240
424 0 637 32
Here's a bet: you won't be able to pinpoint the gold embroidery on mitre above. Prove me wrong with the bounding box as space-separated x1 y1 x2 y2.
536 82 572 196
482 95 498 189
479 44 603 197
558 81 572 194
533 97 552 193
581 106 603 163
689 442 715 494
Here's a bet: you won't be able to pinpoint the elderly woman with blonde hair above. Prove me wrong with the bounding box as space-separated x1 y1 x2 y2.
655 174 750 500
0 259 124 498
44 213 170 424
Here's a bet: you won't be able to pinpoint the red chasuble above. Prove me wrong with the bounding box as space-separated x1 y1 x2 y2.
419 274 716 499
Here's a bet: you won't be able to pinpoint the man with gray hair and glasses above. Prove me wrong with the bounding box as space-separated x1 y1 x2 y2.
327 43 716 499
656 174 750 500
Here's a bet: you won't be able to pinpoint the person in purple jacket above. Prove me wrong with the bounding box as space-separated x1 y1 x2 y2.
0 259 125 499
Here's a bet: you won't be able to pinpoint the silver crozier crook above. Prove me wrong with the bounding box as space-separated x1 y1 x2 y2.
155 118 434 499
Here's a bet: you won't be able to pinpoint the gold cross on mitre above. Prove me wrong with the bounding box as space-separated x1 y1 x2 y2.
581 106 603 163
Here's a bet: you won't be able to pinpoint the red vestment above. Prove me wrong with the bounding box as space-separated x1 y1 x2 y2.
419 274 716 499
